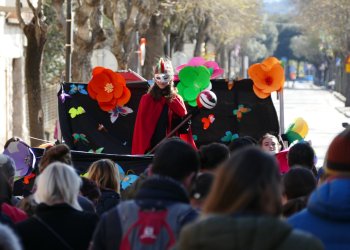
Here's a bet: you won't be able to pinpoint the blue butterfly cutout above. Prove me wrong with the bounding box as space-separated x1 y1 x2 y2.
220 131 239 143
121 174 139 190
69 84 88 95
116 163 139 190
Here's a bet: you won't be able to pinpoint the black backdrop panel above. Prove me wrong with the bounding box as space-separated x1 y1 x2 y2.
30 148 152 175
58 82 148 154
190 79 280 145
58 79 279 154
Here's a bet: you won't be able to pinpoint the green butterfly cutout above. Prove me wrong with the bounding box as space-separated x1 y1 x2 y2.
69 106 85 118
88 147 104 154
221 131 239 143
72 133 89 144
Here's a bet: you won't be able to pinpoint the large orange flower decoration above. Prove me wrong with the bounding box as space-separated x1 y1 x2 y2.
248 57 285 99
87 67 131 111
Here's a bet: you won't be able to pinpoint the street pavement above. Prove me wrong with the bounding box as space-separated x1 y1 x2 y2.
272 81 347 168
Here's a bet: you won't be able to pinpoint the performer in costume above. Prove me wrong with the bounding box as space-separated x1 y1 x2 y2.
132 58 196 154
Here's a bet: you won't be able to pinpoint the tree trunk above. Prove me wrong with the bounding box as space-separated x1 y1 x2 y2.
143 14 165 80
110 1 139 70
194 16 210 57
12 58 26 138
171 33 184 52
72 0 105 82
23 20 47 146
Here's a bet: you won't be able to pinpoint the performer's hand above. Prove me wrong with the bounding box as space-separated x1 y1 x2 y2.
172 117 191 134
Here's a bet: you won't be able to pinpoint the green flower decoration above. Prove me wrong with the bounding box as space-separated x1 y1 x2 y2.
177 66 211 106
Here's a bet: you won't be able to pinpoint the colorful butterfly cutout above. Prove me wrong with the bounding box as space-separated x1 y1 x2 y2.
97 124 108 132
72 133 89 144
69 84 88 95
69 106 85 118
227 80 234 90
233 105 251 121
221 131 239 143
109 106 133 123
59 90 71 103
88 147 104 153
23 172 36 185
201 114 215 130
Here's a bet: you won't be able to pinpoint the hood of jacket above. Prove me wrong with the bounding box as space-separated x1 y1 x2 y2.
185 215 293 250
307 178 350 221
135 175 190 204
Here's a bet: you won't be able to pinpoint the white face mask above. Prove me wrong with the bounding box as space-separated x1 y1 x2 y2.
154 73 173 89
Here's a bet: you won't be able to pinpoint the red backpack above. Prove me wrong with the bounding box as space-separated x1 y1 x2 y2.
118 200 193 250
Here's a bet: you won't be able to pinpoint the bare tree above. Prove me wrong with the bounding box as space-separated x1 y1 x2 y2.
72 0 106 82
143 14 165 80
104 0 158 70
16 0 47 146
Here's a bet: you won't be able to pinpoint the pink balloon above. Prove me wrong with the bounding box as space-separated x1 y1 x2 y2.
174 57 224 81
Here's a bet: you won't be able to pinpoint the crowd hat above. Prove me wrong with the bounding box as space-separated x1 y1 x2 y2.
325 127 350 175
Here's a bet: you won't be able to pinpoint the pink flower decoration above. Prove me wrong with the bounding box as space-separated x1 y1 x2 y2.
174 57 224 81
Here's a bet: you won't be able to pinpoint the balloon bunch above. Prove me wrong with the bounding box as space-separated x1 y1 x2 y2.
284 117 309 145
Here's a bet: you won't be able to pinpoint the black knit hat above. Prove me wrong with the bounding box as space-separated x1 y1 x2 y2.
283 167 316 199
326 127 350 173
190 173 214 200
152 138 199 181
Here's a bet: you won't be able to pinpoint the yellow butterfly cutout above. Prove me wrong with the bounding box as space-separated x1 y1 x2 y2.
69 106 85 118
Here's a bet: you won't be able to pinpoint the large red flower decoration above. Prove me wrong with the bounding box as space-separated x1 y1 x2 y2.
248 57 285 99
87 67 131 111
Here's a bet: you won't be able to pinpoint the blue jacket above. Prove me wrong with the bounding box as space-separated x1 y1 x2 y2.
288 179 350 250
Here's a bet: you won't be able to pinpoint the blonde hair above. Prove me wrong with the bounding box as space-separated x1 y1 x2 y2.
34 162 82 211
87 159 120 193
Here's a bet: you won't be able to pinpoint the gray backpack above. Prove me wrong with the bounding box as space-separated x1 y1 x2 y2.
117 200 193 250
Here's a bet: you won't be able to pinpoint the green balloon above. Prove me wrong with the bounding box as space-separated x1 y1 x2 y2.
183 87 198 101
177 65 211 106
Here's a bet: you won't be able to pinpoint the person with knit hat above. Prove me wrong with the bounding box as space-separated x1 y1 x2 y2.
288 127 350 250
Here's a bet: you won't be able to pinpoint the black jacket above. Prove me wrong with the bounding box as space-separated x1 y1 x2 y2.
91 176 198 250
15 203 99 250
96 189 120 215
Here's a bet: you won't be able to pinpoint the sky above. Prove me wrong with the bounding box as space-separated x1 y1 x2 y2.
263 0 283 2
263 0 293 14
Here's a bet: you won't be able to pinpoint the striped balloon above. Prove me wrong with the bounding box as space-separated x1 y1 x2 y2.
197 90 217 109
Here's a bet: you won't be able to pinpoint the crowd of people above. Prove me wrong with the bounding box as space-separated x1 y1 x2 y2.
0 127 350 249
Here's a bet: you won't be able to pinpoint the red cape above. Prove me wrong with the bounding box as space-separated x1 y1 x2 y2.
132 94 196 154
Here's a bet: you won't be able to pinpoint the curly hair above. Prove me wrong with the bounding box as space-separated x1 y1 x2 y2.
39 144 72 173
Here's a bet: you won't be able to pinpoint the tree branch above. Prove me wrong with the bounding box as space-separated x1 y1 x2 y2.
37 0 42 13
26 0 36 15
52 0 66 33
15 0 26 29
